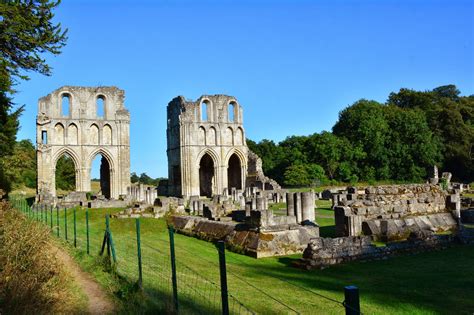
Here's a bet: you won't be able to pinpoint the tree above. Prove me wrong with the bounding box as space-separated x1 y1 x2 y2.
333 99 390 180
0 0 67 194
130 172 139 183
55 154 75 191
2 139 36 189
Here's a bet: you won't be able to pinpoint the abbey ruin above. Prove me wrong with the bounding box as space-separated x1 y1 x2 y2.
35 87 473 259
36 86 131 202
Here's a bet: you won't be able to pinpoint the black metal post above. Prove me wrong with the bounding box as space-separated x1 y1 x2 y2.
65 207 68 240
217 240 229 315
86 210 90 255
73 207 77 247
344 285 360 315
168 226 179 313
136 218 143 288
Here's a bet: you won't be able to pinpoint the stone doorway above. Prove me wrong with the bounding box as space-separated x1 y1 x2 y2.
227 154 242 190
199 153 214 197
91 154 111 199
55 153 76 195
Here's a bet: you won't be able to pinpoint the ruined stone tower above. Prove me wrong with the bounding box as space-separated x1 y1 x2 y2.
36 86 130 200
166 95 248 198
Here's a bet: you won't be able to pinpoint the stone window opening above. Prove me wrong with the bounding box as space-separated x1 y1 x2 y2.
41 130 48 144
201 101 209 122
96 95 106 118
228 102 236 122
61 94 71 117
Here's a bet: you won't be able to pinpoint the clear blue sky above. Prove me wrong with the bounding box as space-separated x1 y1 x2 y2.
13 0 474 178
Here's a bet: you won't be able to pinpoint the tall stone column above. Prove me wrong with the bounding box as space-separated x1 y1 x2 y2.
301 191 315 222
294 192 302 223
286 192 294 216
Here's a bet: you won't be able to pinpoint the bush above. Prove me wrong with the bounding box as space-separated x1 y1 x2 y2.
0 203 84 313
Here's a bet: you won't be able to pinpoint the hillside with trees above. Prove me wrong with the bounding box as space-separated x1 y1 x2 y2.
248 85 473 187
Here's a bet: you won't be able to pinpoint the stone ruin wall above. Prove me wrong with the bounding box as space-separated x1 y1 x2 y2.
301 233 456 270
36 86 131 202
334 184 458 241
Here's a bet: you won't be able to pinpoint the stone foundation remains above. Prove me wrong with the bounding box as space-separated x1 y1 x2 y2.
170 215 319 258
301 231 459 269
333 184 459 241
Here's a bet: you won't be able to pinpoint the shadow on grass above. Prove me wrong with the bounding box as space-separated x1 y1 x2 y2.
319 225 336 238
259 244 474 314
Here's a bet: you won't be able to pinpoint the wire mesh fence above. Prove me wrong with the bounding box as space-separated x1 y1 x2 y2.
10 197 361 315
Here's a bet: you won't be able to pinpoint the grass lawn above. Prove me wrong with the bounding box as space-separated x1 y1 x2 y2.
23 205 474 314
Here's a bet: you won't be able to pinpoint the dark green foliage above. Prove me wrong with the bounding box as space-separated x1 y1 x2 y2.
55 154 75 191
130 172 163 186
283 163 326 187
0 0 67 194
2 140 36 189
251 85 472 186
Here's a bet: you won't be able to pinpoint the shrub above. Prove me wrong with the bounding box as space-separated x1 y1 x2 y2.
0 202 84 313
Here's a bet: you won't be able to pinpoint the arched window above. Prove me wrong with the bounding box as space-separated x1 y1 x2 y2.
97 95 105 118
201 101 208 121
228 102 235 122
62 94 70 117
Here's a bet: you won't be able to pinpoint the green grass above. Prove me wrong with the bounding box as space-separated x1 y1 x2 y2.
24 206 474 314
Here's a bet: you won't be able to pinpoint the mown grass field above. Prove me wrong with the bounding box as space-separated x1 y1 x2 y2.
23 200 474 315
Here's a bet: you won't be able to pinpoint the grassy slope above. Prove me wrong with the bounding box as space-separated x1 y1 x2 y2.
40 204 474 314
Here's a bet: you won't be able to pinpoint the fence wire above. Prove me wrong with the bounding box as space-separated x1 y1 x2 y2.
11 198 361 315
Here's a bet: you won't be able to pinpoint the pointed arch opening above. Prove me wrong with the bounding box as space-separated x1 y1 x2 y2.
199 153 214 197
91 152 111 199
103 124 112 145
227 153 242 190
54 123 64 144
55 152 76 196
90 124 99 145
67 123 78 145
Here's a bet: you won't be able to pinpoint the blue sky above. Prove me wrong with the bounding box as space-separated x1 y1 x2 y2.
12 0 474 178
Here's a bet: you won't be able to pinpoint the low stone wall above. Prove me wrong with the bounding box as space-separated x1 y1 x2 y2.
170 215 319 258
334 184 458 240
301 232 454 269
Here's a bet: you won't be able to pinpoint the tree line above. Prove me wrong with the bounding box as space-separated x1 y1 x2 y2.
248 85 474 187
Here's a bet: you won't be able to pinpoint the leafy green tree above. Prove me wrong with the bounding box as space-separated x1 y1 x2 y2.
55 154 75 191
333 99 390 180
0 0 67 194
130 172 139 183
388 85 473 181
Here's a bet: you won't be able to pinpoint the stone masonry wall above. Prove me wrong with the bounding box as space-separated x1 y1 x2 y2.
334 184 457 240
301 232 454 269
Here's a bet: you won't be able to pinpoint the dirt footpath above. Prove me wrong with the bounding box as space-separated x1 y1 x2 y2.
55 247 115 314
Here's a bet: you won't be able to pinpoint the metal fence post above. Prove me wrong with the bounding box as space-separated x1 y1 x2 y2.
65 207 68 240
86 210 90 255
344 286 360 315
136 218 143 288
105 214 117 263
217 240 229 315
41 204 43 222
56 206 60 237
168 226 179 313
74 207 77 247
45 203 48 224
50 206 53 229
